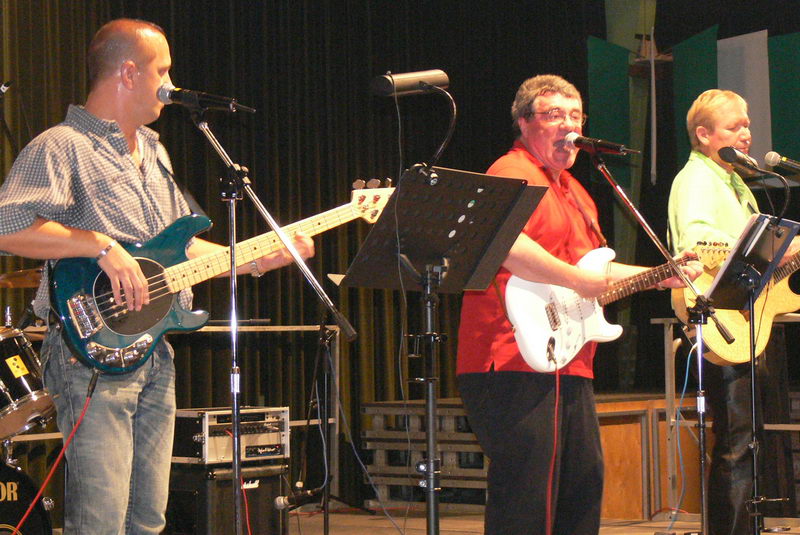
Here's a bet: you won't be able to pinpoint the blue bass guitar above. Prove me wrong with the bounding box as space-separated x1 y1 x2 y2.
50 187 393 373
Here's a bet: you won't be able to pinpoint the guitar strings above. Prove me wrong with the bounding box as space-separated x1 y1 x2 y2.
90 206 360 319
559 257 690 311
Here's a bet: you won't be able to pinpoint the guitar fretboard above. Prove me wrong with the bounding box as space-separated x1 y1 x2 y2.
772 250 800 283
597 257 689 306
163 203 357 292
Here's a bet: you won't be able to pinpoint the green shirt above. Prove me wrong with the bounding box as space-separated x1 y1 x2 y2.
668 150 758 254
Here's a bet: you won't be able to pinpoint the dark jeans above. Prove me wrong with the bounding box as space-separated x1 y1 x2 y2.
458 372 603 535
702 325 795 535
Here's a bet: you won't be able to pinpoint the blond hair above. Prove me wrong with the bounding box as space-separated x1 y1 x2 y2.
686 89 748 150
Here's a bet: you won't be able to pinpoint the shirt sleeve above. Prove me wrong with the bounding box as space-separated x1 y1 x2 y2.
0 131 78 237
668 164 741 254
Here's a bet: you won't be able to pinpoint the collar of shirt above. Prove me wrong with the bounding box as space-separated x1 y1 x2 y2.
512 139 570 187
690 150 758 213
65 104 160 156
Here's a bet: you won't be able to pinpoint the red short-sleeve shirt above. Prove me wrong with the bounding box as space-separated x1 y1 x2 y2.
456 141 602 378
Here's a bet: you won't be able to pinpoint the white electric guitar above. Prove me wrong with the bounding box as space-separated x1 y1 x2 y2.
505 248 690 372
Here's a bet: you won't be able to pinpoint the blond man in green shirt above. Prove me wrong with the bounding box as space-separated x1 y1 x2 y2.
668 89 797 535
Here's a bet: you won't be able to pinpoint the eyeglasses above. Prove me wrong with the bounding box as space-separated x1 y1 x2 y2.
528 107 587 126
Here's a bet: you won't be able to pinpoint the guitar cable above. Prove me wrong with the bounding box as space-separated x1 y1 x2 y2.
544 367 561 535
223 428 254 535
12 368 101 535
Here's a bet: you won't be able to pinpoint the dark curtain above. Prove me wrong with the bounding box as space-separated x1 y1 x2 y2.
0 0 610 507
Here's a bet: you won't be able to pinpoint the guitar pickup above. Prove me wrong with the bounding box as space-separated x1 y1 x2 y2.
545 302 561 331
86 334 154 367
67 293 103 339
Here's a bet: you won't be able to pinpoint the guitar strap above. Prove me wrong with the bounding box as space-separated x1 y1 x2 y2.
565 183 607 248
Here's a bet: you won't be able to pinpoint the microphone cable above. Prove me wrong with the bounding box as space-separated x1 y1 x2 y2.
12 368 101 535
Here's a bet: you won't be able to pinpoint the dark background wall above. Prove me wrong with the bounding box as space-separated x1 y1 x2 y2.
3 0 800 506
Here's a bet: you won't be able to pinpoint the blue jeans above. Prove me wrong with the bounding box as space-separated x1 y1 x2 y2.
42 334 176 534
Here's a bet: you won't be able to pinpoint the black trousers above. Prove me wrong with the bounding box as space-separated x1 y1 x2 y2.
701 325 795 535
458 372 604 535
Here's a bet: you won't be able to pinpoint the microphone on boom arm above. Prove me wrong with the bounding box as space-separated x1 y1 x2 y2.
157 83 255 113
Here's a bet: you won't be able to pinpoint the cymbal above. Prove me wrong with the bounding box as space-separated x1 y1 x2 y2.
22 325 47 342
0 267 43 289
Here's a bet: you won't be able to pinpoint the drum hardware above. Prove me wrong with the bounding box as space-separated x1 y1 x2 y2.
0 317 54 441
0 267 42 290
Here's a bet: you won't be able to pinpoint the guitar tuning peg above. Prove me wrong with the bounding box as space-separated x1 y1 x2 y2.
366 178 381 189
352 179 366 190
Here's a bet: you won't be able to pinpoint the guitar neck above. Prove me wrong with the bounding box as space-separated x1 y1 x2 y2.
164 203 356 292
597 257 688 306
772 250 800 283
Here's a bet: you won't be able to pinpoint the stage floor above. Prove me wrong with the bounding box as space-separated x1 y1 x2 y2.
286 511 800 534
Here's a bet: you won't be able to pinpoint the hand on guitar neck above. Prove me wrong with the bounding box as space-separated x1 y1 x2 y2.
779 236 800 267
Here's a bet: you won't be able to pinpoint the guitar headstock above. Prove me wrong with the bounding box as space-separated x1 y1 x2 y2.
692 241 731 269
350 179 394 223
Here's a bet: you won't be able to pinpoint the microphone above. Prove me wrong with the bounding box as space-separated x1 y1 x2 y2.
370 69 449 97
765 151 800 173
273 487 323 510
157 83 255 113
0 81 11 95
563 132 640 155
718 146 761 171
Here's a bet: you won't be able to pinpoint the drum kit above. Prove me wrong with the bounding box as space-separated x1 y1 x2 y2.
0 266 56 535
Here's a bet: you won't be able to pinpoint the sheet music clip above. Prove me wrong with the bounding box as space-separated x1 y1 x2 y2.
705 213 800 310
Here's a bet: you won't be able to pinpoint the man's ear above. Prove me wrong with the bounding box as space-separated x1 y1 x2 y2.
695 125 710 147
517 116 528 137
119 60 137 90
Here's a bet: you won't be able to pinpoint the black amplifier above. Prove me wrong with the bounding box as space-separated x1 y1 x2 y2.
172 407 289 464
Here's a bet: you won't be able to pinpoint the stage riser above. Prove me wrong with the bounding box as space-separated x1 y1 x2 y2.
362 394 706 519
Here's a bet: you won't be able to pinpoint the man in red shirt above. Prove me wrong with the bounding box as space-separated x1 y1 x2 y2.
457 74 700 535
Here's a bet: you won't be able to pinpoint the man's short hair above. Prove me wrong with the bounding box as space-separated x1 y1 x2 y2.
686 89 748 150
510 74 582 135
87 18 166 90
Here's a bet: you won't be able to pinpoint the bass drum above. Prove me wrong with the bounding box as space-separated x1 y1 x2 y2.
0 462 51 534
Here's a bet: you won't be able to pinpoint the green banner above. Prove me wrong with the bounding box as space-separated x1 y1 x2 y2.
672 25 718 161
587 35 631 188
769 32 800 159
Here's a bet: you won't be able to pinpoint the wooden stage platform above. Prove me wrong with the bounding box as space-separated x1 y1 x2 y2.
286 510 800 534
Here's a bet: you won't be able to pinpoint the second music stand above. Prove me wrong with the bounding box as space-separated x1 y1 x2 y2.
702 213 799 535
342 165 545 535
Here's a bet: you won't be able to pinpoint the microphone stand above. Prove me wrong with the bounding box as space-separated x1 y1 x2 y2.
187 107 356 535
407 83 455 535
589 152 733 535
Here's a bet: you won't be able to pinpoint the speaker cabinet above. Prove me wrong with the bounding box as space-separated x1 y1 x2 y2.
164 463 287 535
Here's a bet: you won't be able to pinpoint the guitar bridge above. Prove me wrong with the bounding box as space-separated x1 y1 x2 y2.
86 334 154 367
545 302 561 331
67 293 103 339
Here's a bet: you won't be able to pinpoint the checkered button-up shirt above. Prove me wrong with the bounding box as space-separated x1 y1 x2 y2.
0 105 193 318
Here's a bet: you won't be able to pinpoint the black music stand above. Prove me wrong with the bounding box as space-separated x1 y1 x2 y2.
705 214 798 309
342 165 546 535
703 213 799 535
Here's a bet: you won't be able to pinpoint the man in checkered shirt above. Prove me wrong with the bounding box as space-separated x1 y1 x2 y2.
0 19 313 534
